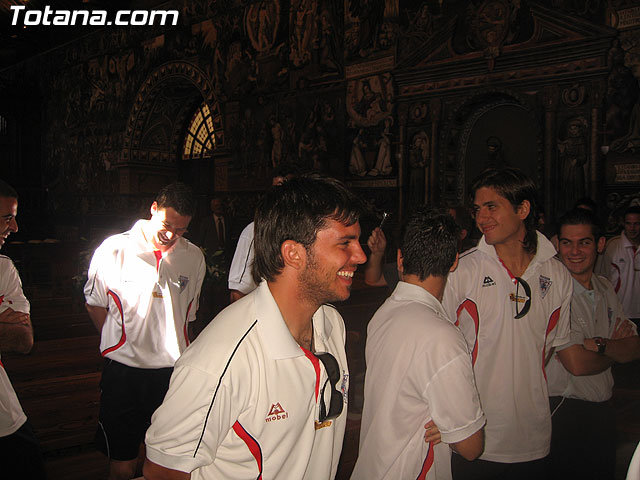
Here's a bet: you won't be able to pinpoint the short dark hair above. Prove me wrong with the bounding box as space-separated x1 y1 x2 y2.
253 175 364 283
469 167 539 255
272 163 299 180
155 182 197 217
624 205 640 219
0 180 18 199
401 207 459 280
557 208 603 241
573 196 597 212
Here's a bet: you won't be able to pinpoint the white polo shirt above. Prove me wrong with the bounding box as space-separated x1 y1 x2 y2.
84 220 205 369
598 232 640 319
0 255 29 437
145 281 349 479
228 222 257 295
547 275 637 402
353 282 485 480
442 232 572 463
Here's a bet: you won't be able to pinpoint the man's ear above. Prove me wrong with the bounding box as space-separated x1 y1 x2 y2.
281 240 305 270
597 236 606 254
450 252 459 273
396 248 404 273
517 200 531 220
150 201 159 217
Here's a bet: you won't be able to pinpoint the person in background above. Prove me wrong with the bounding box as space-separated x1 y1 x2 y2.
197 196 230 258
546 208 640 480
353 207 485 480
597 205 640 325
144 176 366 480
84 182 205 480
228 165 297 303
0 179 46 479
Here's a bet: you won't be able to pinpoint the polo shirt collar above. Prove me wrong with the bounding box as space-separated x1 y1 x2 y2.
391 281 448 320
477 231 557 268
254 281 331 360
621 231 634 249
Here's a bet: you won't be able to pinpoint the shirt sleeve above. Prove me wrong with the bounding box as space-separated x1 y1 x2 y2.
188 252 207 323
84 241 110 308
0 258 29 314
145 355 246 473
228 223 257 294
423 331 485 445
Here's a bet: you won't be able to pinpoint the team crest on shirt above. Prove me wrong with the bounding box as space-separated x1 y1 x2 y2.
539 275 552 298
178 275 189 293
265 402 289 422
482 276 496 287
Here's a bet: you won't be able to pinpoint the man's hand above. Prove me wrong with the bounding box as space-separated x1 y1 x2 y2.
612 318 635 339
0 308 30 326
424 419 441 446
367 227 387 256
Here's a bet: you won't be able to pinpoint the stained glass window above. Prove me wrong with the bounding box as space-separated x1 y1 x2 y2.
183 103 216 159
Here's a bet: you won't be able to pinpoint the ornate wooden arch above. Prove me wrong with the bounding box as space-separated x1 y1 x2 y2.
121 61 224 164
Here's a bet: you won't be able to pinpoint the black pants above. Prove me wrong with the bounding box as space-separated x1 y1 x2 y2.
0 420 47 479
451 453 549 480
548 396 616 480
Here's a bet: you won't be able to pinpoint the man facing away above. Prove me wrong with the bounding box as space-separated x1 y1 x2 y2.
84 182 205 480
352 207 485 480
546 208 640 480
0 179 46 479
143 175 366 479
597 205 640 324
442 168 575 479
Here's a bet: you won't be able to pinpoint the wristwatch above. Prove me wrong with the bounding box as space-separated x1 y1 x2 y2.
593 337 607 355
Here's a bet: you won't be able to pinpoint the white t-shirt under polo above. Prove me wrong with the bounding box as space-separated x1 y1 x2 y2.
84 220 205 369
145 281 349 480
352 282 485 480
442 232 572 463
228 222 257 294
598 232 640 319
547 275 637 402
0 255 29 437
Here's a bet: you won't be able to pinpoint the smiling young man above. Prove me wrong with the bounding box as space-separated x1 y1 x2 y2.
598 205 640 323
143 176 366 480
0 180 46 479
442 168 573 479
546 208 640 480
84 182 205 480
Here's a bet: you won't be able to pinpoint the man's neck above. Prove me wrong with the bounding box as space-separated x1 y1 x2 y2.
573 271 593 290
402 273 447 303
267 278 316 351
494 242 534 277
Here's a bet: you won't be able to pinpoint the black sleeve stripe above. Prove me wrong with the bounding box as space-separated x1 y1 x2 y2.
238 238 255 284
193 319 259 457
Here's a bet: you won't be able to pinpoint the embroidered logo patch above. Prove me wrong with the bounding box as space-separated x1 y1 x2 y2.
539 275 552 298
265 402 288 422
482 276 496 287
178 275 189 293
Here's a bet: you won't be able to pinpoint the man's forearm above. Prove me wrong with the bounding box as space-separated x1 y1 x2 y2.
364 252 386 286
601 336 640 364
0 313 33 354
85 303 108 333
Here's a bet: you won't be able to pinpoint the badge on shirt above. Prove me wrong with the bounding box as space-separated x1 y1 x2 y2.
178 275 189 293
539 275 552 299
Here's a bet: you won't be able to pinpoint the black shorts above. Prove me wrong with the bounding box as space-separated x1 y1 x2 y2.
95 358 173 461
0 420 46 479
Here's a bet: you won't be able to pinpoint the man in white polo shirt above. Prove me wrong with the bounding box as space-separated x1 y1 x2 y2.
597 205 640 324
144 176 366 480
84 182 205 480
547 208 640 480
353 208 485 480
0 180 46 479
443 168 574 479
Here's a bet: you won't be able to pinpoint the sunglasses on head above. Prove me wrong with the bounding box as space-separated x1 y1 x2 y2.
315 352 344 423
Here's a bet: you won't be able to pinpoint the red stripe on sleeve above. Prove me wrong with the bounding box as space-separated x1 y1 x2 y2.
416 442 435 480
183 299 193 347
101 290 127 356
542 307 561 381
456 299 480 365
232 421 263 479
